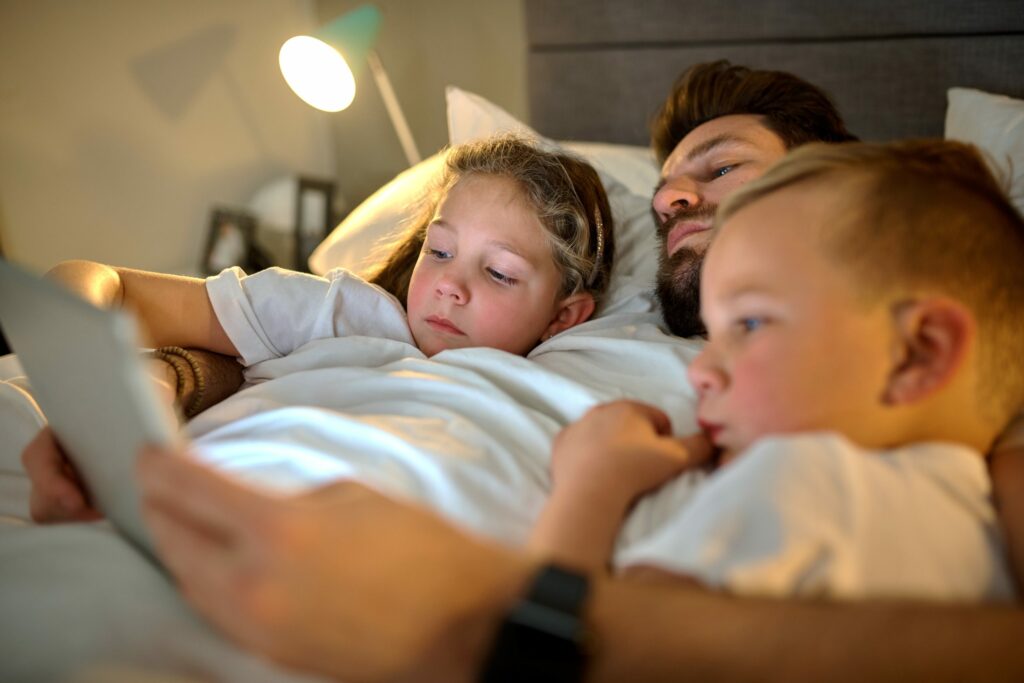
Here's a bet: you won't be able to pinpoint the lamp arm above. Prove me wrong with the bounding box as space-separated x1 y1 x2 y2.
366 50 422 167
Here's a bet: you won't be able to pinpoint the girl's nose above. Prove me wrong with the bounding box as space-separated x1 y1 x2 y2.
435 274 467 303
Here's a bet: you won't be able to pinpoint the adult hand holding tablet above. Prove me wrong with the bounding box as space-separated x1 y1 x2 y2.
0 259 181 558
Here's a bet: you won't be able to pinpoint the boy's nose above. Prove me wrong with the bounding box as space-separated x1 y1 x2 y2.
687 347 725 396
652 176 701 225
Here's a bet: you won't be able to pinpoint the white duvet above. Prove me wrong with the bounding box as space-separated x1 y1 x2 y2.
0 306 706 682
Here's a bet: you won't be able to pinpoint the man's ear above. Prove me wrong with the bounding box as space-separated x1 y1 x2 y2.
883 298 976 406
543 292 596 340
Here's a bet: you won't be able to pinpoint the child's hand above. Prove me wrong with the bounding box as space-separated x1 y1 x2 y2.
21 426 102 523
552 400 712 508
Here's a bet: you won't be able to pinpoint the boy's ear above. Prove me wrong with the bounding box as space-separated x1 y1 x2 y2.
883 298 976 406
544 293 596 340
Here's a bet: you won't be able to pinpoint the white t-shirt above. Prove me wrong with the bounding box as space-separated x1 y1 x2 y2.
206 266 416 366
617 433 1016 602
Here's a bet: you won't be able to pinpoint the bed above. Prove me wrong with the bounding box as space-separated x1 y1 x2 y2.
2 1 1023 680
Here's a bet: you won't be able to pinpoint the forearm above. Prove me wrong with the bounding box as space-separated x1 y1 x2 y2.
586 579 1024 683
47 259 235 354
528 487 629 572
991 444 1024 594
164 348 244 418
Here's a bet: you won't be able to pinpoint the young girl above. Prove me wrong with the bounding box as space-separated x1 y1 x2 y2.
46 133 615 364
28 133 615 521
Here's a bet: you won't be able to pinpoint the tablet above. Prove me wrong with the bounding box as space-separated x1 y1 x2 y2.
0 259 179 556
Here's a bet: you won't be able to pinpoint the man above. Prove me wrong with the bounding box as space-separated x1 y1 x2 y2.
649 61 855 336
133 61 1024 682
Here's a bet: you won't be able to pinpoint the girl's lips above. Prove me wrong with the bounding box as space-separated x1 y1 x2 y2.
425 316 465 336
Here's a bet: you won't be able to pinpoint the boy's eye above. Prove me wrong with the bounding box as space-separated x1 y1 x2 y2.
735 317 764 334
713 165 735 178
487 267 517 286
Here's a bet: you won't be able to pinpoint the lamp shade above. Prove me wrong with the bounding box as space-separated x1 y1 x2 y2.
279 4 382 113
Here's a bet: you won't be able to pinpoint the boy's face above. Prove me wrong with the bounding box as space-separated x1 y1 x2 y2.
688 183 895 462
406 174 568 357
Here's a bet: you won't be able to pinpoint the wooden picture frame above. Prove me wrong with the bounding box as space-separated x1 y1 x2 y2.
293 177 336 272
202 207 262 276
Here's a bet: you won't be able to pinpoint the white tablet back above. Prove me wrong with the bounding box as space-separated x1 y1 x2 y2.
0 260 178 555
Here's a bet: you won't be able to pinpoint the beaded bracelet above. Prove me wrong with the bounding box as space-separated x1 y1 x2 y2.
151 346 207 418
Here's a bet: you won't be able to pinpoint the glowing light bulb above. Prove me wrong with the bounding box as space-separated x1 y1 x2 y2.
279 35 356 112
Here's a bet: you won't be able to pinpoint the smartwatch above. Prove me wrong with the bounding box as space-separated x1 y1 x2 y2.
478 563 591 683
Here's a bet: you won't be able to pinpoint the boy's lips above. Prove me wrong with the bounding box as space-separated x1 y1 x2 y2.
697 418 723 443
665 221 711 256
425 315 466 336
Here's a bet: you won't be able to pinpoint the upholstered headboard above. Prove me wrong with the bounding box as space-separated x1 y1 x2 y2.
524 0 1024 145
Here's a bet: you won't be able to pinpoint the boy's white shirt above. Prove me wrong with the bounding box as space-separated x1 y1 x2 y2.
616 432 1017 602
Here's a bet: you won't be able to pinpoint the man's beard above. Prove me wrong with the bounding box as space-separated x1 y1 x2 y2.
656 245 705 337
654 205 716 338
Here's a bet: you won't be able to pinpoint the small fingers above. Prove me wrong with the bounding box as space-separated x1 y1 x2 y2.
676 432 715 466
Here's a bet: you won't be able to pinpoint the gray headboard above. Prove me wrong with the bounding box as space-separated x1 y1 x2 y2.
525 0 1024 145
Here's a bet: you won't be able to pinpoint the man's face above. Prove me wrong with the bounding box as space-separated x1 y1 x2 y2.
652 114 787 337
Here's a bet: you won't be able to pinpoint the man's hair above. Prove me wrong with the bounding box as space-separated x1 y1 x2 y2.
650 60 857 164
366 134 615 306
719 139 1024 422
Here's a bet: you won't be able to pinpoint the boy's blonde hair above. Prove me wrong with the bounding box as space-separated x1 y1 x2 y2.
718 139 1024 422
366 134 615 307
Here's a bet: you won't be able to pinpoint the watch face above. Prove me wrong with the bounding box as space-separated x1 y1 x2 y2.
479 565 589 683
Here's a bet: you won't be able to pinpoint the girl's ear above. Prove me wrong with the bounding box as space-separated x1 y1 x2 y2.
883 298 976 406
543 293 596 340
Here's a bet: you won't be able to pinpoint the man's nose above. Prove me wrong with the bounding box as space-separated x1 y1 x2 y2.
652 177 701 224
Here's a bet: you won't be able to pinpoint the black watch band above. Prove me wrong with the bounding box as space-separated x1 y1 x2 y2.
478 564 590 683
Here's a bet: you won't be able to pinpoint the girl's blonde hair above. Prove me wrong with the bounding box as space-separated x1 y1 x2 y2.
365 134 615 307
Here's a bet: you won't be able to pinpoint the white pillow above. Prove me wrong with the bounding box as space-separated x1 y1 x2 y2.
945 87 1024 215
309 87 661 316
308 153 443 275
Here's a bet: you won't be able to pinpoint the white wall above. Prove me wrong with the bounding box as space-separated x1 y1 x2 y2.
0 0 527 274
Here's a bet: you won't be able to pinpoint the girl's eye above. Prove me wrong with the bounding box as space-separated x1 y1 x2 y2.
487 268 517 286
426 248 451 260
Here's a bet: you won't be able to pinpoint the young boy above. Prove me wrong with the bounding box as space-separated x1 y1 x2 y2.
531 139 1024 602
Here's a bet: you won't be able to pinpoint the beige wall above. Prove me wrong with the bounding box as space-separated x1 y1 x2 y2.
0 0 527 274
314 0 528 204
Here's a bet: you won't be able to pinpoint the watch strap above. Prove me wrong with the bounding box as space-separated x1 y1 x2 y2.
478 564 590 683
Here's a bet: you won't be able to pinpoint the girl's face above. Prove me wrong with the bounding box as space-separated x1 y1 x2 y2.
406 174 578 357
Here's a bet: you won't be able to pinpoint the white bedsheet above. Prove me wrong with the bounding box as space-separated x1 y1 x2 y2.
0 306 706 681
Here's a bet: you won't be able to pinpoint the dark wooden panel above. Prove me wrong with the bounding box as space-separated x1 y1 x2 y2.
528 35 1024 145
526 0 1024 47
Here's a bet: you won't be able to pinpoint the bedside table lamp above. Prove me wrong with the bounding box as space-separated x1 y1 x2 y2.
279 4 422 167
